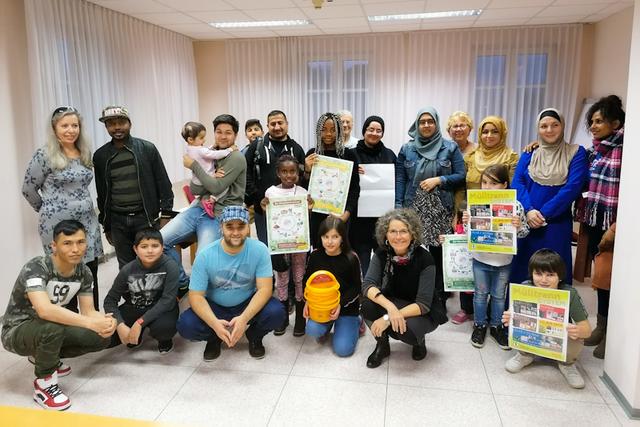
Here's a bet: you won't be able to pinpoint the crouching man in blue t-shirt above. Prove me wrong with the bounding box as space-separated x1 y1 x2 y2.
177 206 285 361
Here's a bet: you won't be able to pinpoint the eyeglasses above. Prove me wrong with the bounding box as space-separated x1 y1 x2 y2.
451 124 468 130
388 229 410 237
52 106 78 119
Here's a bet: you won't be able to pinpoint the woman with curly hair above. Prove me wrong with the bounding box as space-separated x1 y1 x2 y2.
304 112 360 249
22 107 103 310
361 208 446 368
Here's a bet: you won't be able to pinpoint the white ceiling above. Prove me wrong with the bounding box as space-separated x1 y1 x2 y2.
85 0 634 40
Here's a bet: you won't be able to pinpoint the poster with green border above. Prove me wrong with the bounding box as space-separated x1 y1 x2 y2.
508 283 571 362
266 195 310 254
308 155 354 216
467 189 517 255
442 235 474 292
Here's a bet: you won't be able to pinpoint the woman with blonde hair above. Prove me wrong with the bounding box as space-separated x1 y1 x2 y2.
22 106 103 310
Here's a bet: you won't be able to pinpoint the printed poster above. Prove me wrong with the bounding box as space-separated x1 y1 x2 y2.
467 189 517 255
308 155 354 216
442 235 474 292
266 195 310 254
508 283 571 362
357 164 395 217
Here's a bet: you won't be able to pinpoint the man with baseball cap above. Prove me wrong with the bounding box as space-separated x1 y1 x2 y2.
176 206 285 360
93 105 174 268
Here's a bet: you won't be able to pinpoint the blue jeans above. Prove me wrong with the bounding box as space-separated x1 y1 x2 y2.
472 259 510 327
160 204 221 284
306 315 360 357
177 297 285 343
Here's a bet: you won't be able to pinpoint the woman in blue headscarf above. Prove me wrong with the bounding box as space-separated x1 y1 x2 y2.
396 107 466 308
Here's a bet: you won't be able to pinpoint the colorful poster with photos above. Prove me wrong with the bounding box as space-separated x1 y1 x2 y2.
266 195 310 254
442 235 475 291
467 189 517 254
508 283 571 362
308 155 354 215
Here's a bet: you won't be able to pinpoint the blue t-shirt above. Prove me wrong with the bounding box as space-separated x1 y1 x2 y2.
189 238 272 307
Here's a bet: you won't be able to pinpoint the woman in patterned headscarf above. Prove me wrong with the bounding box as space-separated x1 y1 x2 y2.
304 112 360 249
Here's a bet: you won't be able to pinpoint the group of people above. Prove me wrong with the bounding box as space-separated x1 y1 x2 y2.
4 94 624 410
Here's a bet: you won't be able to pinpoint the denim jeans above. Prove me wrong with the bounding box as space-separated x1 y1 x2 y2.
177 297 285 343
305 315 360 357
472 259 510 327
111 212 156 269
160 204 221 284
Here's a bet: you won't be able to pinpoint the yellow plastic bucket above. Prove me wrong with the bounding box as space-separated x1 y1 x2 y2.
307 296 341 323
305 270 341 323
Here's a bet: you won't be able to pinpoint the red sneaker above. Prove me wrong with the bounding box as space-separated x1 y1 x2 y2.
33 371 71 411
451 310 471 325
201 197 215 218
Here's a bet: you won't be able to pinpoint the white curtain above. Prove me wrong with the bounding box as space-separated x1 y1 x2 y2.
226 24 583 154
24 0 199 181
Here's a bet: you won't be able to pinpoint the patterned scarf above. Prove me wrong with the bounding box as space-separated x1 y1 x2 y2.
574 127 623 230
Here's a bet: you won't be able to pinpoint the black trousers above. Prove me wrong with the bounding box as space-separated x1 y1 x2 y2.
109 303 178 347
110 212 158 269
361 298 436 346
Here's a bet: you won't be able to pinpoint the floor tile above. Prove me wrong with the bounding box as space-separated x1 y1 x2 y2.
291 332 387 384
609 402 640 426
106 335 205 368
158 368 287 427
388 339 492 393
68 362 195 420
386 384 501 426
268 376 386 426
579 345 617 404
495 394 619 426
483 343 606 403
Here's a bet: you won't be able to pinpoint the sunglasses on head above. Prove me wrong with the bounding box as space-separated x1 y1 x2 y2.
52 106 78 118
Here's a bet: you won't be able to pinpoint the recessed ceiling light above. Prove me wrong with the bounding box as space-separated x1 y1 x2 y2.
368 9 482 22
210 20 310 29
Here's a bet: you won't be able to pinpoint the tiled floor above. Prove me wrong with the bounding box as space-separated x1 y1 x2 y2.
0 256 638 426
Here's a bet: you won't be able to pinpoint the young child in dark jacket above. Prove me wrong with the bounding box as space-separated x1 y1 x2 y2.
103 229 180 354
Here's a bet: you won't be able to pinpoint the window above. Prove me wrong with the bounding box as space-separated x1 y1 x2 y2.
306 58 369 143
474 52 548 148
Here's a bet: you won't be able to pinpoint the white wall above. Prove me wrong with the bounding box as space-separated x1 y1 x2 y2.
0 0 40 310
604 0 640 413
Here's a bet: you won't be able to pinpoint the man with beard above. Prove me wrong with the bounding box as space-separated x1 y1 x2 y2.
244 110 306 244
176 206 285 361
93 105 173 268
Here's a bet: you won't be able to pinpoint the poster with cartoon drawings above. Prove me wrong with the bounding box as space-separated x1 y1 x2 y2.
467 189 517 255
508 283 570 362
308 155 354 215
442 235 474 291
266 195 310 254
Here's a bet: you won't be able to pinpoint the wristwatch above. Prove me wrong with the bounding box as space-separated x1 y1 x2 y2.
383 314 390 323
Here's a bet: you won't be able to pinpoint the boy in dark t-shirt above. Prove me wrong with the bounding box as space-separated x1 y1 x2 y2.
502 249 592 389
1 220 115 410
103 228 179 354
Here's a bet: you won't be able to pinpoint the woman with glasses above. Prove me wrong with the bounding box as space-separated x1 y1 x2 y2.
22 106 103 310
349 115 397 276
361 208 446 368
395 107 465 310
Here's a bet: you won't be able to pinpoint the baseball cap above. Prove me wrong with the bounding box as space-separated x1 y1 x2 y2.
99 105 130 123
220 206 249 224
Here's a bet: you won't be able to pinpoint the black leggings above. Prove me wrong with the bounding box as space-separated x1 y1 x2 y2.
361 298 436 346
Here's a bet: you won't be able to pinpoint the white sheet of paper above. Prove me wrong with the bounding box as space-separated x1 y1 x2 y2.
357 164 395 217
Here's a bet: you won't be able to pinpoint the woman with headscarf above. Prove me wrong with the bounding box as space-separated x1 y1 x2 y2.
396 107 465 307
349 115 397 276
304 112 360 249
510 108 589 284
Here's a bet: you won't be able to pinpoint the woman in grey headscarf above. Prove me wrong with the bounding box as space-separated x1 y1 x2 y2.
395 107 466 308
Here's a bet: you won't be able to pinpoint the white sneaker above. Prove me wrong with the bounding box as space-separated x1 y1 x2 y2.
28 356 71 377
33 371 71 411
558 363 586 389
505 351 534 373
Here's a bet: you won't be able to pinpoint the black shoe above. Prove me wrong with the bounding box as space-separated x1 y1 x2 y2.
471 324 487 348
274 300 289 336
366 334 390 368
293 300 306 337
203 339 221 361
176 281 189 301
412 341 427 360
249 338 266 359
158 339 174 355
490 325 510 350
